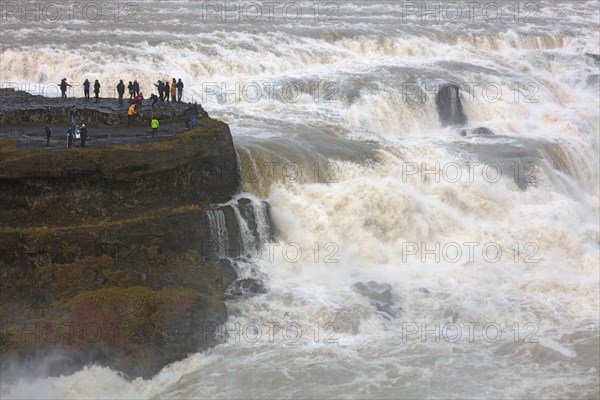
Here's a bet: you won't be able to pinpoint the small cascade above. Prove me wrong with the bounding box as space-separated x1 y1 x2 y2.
206 209 230 259
205 198 275 295
232 199 274 254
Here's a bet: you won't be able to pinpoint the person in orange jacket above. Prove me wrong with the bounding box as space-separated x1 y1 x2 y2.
127 103 137 126
170 79 177 102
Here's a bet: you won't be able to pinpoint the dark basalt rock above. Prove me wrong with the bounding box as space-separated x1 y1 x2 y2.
353 281 398 318
217 258 238 291
230 278 267 295
586 74 600 89
460 127 495 137
436 83 468 127
0 90 245 380
585 53 600 66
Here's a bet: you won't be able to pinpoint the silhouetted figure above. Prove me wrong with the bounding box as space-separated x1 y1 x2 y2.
150 93 160 108
183 104 191 129
117 80 126 105
176 79 184 102
164 81 171 102
133 80 140 96
94 80 101 102
66 127 74 148
128 81 135 99
44 108 53 125
83 79 91 101
154 80 164 102
69 106 78 129
59 78 71 99
80 124 88 147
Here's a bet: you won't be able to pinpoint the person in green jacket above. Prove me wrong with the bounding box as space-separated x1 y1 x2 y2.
151 118 159 138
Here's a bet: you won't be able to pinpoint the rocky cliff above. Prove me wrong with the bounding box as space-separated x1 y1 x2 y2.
0 89 267 379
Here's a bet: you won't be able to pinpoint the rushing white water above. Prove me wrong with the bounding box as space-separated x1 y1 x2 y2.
1 0 599 398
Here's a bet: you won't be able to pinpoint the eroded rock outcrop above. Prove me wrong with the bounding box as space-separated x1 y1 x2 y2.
436 83 468 127
0 90 242 379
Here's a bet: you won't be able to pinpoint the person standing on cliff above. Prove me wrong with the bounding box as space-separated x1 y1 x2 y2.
44 108 53 125
66 127 74 148
183 104 191 129
150 93 160 109
151 118 159 138
59 78 71 99
116 80 126 105
128 103 137 126
94 80 101 102
171 78 177 102
44 123 52 149
134 92 144 113
128 81 135 99
133 80 140 96
69 106 78 129
176 79 184 102
164 81 171 103
154 80 164 103
191 102 199 128
83 79 91 101
80 124 88 147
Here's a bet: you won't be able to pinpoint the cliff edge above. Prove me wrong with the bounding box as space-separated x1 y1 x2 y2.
0 89 242 379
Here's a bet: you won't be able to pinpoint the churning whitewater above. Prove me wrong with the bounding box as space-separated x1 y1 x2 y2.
1 0 599 398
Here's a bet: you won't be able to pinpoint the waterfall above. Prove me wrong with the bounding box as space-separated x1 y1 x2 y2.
230 200 274 259
206 209 229 259
205 199 274 262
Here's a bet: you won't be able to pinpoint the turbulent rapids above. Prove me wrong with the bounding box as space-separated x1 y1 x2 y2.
1 0 599 398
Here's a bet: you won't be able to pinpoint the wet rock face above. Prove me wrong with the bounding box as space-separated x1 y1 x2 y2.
353 281 398 318
217 258 238 291
231 278 268 296
436 83 468 127
585 53 600 66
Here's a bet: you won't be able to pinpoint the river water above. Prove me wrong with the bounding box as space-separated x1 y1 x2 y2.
1 0 599 398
